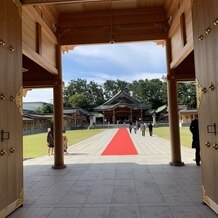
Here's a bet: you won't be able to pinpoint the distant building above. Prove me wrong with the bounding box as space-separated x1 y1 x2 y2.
23 101 52 112
63 108 90 128
151 104 197 126
94 90 151 124
179 109 198 126
23 114 53 134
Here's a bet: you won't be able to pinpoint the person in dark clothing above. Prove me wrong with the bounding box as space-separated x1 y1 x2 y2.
47 126 54 155
148 123 153 136
129 122 133 133
190 119 200 166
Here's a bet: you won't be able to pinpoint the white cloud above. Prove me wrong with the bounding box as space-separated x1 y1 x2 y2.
25 42 167 102
64 71 165 87
62 41 167 82
23 88 53 103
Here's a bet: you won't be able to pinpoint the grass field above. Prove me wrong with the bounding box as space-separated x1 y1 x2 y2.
153 126 192 148
23 129 105 158
23 126 192 159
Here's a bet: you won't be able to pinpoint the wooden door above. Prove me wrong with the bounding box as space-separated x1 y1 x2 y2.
0 0 23 217
193 0 218 214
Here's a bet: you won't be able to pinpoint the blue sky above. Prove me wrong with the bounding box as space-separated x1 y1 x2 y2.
24 41 167 103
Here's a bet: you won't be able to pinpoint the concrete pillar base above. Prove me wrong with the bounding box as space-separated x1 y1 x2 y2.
52 164 67 170
169 161 185 167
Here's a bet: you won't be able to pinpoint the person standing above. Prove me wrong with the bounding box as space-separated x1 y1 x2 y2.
133 123 137 134
47 126 54 156
148 122 153 136
62 130 69 154
129 122 133 133
140 123 146 136
190 118 201 166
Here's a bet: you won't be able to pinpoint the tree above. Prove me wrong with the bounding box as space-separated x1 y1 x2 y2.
103 80 118 99
178 82 196 108
34 107 43 114
34 104 53 114
68 94 90 109
63 77 196 111
64 79 88 107
64 79 104 110
103 79 129 100
87 81 104 107
129 78 167 108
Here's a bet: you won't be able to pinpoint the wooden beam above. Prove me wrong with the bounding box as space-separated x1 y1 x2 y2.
170 41 193 69
23 6 57 44
58 8 168 45
174 74 195 81
23 42 58 74
59 26 167 45
21 0 113 5
23 80 56 88
59 8 167 28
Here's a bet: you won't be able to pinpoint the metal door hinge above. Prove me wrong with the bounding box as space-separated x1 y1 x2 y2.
207 123 216 135
1 130 10 142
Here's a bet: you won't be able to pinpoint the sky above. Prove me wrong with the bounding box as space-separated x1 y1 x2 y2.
23 41 167 103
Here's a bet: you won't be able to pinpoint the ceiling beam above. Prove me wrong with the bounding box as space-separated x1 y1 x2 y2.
59 7 166 28
21 0 113 5
58 7 168 45
59 23 167 45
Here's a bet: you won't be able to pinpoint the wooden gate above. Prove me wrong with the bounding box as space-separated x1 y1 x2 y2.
192 0 218 214
0 0 23 217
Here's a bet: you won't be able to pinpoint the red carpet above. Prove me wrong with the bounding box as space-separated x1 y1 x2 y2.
101 128 138 155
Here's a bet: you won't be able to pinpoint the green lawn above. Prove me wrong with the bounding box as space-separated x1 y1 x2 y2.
153 126 192 148
24 126 192 158
23 129 105 158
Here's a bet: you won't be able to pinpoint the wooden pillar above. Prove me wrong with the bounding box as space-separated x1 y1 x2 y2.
166 38 184 166
113 110 115 124
52 45 66 169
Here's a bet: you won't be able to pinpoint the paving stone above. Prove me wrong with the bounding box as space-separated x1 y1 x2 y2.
9 128 215 218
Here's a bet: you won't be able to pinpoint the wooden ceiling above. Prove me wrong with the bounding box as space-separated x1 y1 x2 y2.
53 0 166 14
22 0 170 45
22 0 166 12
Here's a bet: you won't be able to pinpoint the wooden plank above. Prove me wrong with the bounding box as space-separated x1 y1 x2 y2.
0 0 9 212
23 42 58 74
23 80 56 88
22 5 58 73
170 41 193 69
0 0 23 216
59 26 167 45
59 7 167 27
21 0 137 5
23 6 57 44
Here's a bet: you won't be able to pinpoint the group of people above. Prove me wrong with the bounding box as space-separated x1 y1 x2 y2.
46 119 201 167
128 118 201 167
129 122 153 136
46 127 69 156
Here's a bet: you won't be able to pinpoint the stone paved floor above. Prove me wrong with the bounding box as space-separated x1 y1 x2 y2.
9 128 217 218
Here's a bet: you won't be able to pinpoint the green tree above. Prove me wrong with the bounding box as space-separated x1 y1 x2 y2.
129 78 167 108
34 104 53 114
68 94 90 109
87 81 104 107
103 79 129 100
34 107 43 114
178 82 196 108
64 79 88 107
64 79 104 110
